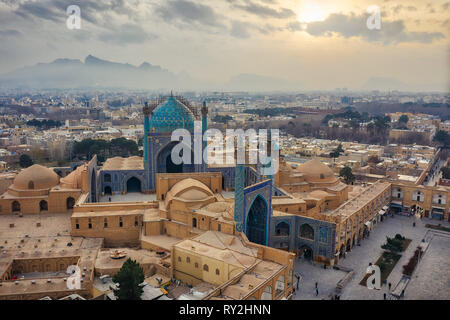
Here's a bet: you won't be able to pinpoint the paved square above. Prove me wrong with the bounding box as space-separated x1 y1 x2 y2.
292 214 450 300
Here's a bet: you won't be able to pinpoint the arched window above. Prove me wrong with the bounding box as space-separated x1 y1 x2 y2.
104 174 111 183
299 224 314 240
66 197 75 210
104 218 108 228
39 200 48 211
275 222 290 236
195 262 199 268
28 181 34 189
320 174 325 179
12 201 20 212
186 257 190 263
119 217 123 227
203 264 209 272
88 218 92 229
192 218 197 228
215 268 220 275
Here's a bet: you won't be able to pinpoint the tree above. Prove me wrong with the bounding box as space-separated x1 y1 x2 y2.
441 167 450 179
19 154 33 168
339 166 355 184
433 130 450 148
113 258 145 300
398 115 409 125
329 144 344 163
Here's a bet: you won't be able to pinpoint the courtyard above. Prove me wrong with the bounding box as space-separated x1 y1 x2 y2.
292 214 450 300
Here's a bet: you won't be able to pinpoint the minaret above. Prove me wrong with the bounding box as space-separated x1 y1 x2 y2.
201 101 208 172
143 102 151 162
234 163 245 233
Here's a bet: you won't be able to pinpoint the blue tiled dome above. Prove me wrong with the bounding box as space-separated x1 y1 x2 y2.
150 96 195 133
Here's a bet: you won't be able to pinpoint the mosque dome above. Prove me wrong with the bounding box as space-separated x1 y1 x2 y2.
13 164 59 190
297 158 336 182
149 96 195 133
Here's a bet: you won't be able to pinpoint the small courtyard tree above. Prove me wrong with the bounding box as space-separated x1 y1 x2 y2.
113 258 145 300
339 166 355 185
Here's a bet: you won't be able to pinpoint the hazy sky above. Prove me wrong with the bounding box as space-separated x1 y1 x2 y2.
0 0 449 91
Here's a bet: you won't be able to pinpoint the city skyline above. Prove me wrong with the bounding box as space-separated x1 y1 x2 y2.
0 0 449 92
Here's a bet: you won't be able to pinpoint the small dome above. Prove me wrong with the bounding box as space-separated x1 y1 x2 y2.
150 96 195 133
297 158 336 182
13 164 59 190
166 178 214 203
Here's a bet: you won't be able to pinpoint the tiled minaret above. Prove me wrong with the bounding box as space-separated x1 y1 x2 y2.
234 163 245 232
201 101 208 172
143 102 150 162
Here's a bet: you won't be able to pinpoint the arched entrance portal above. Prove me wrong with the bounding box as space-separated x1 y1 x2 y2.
126 177 142 193
90 170 97 203
104 186 112 195
246 195 268 245
157 142 184 174
299 245 313 260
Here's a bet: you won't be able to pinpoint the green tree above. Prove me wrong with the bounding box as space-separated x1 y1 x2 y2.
339 166 355 184
441 167 450 179
398 115 409 125
433 130 450 147
19 154 33 168
113 258 145 300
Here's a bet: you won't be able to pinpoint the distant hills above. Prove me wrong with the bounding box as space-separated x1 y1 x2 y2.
0 55 181 90
0 55 441 92
0 55 304 92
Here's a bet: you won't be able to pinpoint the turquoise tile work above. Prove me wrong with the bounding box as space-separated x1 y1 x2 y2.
149 96 195 133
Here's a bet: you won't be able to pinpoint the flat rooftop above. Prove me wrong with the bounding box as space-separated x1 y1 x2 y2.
99 192 157 203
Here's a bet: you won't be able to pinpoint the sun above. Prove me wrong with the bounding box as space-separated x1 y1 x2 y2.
298 3 328 23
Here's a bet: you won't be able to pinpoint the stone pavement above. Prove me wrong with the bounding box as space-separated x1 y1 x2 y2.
292 214 450 300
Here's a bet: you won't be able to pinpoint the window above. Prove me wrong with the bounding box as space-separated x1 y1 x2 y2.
178 256 181 262
75 219 79 230
186 257 190 263
11 201 20 212
134 217 138 227
203 264 209 272
319 227 328 243
215 268 220 275
320 174 325 179
28 181 34 189
104 218 108 228
218 224 221 232
104 174 111 183
195 262 199 268
88 219 92 229
119 217 123 227
299 224 314 240
192 218 197 228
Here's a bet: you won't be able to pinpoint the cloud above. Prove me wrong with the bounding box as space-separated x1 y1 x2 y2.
229 0 296 19
0 29 21 37
98 23 157 44
154 0 224 28
300 13 445 44
230 20 252 38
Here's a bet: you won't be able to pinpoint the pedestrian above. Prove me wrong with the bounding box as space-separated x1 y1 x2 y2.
315 281 318 289
388 282 391 290
315 288 319 296
383 293 386 300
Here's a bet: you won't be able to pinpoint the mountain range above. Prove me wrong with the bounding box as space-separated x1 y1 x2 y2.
0 55 304 92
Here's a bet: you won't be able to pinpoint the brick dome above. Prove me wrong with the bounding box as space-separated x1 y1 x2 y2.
12 164 59 190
